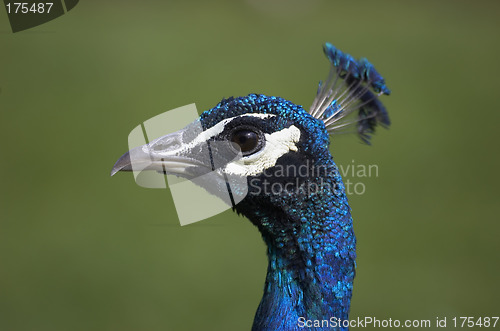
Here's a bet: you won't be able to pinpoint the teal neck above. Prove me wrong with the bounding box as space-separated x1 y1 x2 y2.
245 169 356 331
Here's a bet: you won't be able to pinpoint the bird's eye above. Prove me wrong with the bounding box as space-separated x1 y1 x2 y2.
230 129 261 155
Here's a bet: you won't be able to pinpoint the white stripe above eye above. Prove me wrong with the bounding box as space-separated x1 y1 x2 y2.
188 113 276 147
146 113 276 157
222 125 301 176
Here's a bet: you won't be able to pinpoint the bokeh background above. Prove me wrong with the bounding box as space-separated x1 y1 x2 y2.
1 1 499 330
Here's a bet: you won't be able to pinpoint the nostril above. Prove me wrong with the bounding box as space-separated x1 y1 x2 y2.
151 137 181 151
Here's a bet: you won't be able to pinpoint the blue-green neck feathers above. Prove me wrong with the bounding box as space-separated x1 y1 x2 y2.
197 42 390 330
200 94 356 331
247 162 355 331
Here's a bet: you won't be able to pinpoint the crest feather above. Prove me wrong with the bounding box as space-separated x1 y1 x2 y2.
309 43 391 144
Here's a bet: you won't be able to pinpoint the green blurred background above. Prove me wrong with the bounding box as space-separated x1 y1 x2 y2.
1 1 499 330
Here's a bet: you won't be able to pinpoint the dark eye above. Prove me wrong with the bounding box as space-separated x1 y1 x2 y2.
230 129 261 155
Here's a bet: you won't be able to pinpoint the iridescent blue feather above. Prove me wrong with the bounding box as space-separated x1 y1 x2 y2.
309 43 391 144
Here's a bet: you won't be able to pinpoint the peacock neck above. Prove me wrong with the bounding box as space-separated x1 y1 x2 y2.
245 163 356 331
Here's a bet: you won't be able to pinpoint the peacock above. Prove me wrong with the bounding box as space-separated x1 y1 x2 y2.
111 43 390 331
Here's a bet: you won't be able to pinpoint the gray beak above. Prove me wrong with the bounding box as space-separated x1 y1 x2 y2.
111 123 249 214
110 151 133 176
110 128 210 178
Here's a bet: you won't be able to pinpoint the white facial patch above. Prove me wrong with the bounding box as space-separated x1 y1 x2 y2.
223 125 301 176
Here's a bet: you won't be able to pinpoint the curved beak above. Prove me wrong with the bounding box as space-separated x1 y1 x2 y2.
110 128 210 178
110 123 249 215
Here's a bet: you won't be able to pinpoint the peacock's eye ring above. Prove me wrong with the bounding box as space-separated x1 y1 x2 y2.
229 128 263 156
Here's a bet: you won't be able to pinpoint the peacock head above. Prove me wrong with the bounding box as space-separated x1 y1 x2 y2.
111 94 328 204
111 43 390 228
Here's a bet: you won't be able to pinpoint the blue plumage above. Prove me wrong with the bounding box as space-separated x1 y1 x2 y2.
200 94 355 330
111 43 391 331
314 43 390 144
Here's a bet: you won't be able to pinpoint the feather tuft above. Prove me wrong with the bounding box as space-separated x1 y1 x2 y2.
309 43 391 143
